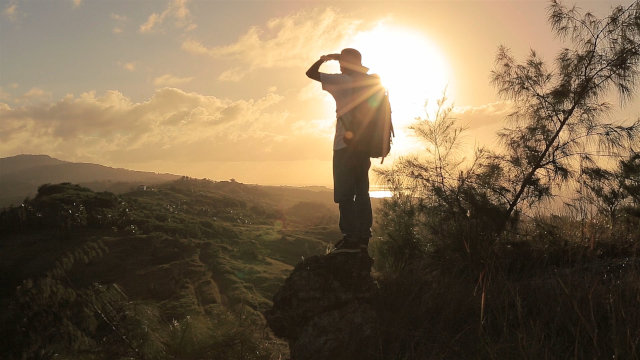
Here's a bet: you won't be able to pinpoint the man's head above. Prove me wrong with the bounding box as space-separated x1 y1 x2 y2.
339 48 368 75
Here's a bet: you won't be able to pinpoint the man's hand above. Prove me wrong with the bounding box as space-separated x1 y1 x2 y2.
307 53 340 81
321 53 341 62
307 54 335 81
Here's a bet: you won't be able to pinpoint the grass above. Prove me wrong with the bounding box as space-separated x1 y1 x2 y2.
0 178 338 359
370 222 640 359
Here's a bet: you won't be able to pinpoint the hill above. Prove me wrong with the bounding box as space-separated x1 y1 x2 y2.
0 178 339 359
0 154 181 207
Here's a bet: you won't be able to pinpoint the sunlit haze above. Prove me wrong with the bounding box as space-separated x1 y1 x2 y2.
350 24 451 157
351 24 451 115
1 0 636 187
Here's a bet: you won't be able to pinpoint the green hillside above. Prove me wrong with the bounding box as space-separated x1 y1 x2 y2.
0 178 339 359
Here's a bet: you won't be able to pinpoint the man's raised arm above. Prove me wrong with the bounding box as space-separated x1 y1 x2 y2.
306 54 339 82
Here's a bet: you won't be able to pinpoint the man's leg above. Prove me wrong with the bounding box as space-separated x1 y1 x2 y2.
333 148 357 239
353 151 372 246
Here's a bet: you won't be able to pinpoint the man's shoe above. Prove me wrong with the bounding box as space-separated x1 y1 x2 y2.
330 237 361 254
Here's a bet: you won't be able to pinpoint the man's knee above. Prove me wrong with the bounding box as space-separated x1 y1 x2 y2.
334 193 354 203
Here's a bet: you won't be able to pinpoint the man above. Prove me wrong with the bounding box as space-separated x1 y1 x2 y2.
306 48 376 253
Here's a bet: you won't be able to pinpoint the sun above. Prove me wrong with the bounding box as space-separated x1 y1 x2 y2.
348 24 451 122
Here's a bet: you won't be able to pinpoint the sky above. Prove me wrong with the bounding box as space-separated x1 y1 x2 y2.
1 0 638 187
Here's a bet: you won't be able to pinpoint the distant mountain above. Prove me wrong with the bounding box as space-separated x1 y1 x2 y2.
0 154 67 174
0 154 180 207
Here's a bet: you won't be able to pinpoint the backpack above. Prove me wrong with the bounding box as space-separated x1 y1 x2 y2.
340 74 394 163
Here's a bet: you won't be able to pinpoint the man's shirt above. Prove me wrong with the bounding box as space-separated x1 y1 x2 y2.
320 73 357 151
321 72 381 151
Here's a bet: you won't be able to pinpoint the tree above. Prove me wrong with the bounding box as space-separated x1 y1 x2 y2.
581 165 629 231
491 0 640 223
375 94 508 275
576 152 640 241
620 152 640 204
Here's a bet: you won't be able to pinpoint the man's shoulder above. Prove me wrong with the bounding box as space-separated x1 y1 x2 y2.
364 73 381 84
320 72 349 84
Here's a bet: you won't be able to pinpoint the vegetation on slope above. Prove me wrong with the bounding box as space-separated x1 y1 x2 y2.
0 179 338 359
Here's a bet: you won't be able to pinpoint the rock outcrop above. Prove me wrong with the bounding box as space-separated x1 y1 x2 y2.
265 252 378 360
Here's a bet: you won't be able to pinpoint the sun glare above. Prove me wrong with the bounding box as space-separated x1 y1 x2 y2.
350 25 450 120
344 24 451 157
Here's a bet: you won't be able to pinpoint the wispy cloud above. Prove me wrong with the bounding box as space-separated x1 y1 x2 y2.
21 87 52 103
111 13 127 22
182 8 365 81
153 74 194 87
0 86 53 106
181 39 213 56
435 101 514 150
139 0 196 34
3 2 20 21
111 13 127 34
139 13 160 33
453 101 512 130
119 61 136 72
0 87 11 102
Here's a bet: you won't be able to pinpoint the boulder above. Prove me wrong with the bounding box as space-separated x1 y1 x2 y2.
265 251 379 360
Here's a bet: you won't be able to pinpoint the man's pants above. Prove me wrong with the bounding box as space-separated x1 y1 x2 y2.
333 148 372 243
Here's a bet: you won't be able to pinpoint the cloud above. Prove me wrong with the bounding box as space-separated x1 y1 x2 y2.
453 101 512 130
111 13 127 33
139 0 196 34
0 88 331 165
72 0 83 8
218 68 244 82
0 84 24 103
181 39 213 56
153 74 194 87
111 13 127 22
0 87 11 102
23 88 48 98
3 2 20 21
20 87 53 103
431 101 513 150
139 13 160 33
298 82 326 101
3 3 16 17
182 8 365 81
118 61 136 72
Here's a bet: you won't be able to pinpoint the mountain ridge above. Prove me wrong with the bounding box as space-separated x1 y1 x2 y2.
0 154 181 207
0 154 67 175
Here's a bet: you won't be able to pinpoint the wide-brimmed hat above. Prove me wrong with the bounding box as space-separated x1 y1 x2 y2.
340 48 369 73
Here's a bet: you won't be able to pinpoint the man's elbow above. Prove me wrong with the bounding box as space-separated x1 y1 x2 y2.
306 70 321 82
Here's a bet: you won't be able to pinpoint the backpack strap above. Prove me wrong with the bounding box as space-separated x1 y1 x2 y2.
337 116 349 131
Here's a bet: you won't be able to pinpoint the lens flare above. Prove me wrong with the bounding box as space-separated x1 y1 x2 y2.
346 23 452 155
351 24 450 114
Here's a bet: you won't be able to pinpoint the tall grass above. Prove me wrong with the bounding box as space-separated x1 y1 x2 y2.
371 194 640 359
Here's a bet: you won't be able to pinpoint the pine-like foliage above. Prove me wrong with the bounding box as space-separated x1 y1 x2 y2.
375 94 508 276
492 0 640 221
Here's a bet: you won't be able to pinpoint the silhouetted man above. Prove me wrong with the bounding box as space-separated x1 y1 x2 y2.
306 48 373 253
